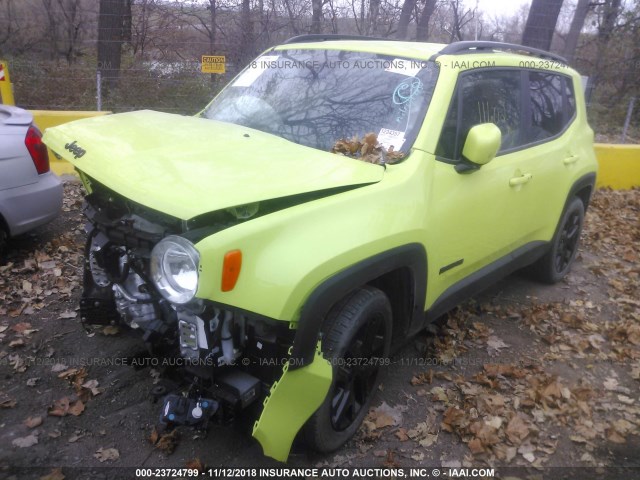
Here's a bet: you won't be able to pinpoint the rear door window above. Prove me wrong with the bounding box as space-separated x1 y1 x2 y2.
528 72 576 143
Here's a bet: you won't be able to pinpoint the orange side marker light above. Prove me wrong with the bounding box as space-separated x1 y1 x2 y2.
221 249 242 292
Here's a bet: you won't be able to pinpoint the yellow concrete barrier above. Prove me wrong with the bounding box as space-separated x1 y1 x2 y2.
31 110 111 176
0 60 15 105
594 143 640 190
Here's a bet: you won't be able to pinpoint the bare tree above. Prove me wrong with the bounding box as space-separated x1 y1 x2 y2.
56 0 84 63
522 0 564 51
130 0 152 56
444 0 474 41
366 0 381 34
177 0 217 54
396 0 417 39
597 0 622 42
311 0 323 32
591 0 623 94
282 0 301 34
327 0 340 33
239 0 254 63
0 0 17 49
415 0 437 41
40 0 93 63
563 0 591 63
41 0 59 60
98 0 128 91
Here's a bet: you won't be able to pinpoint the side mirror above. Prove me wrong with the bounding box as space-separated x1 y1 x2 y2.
461 123 501 167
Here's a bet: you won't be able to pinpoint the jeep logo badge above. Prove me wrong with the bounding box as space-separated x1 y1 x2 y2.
64 140 87 159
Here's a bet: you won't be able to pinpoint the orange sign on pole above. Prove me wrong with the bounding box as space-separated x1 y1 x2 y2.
201 56 226 74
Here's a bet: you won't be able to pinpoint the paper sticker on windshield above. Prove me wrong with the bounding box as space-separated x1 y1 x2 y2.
385 59 421 77
378 128 405 151
232 55 279 87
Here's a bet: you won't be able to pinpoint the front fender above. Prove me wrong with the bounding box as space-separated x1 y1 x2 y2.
194 152 431 323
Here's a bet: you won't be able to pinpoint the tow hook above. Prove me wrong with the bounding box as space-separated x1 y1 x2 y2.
159 394 219 428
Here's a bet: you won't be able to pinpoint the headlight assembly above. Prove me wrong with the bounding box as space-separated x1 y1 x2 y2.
150 236 200 304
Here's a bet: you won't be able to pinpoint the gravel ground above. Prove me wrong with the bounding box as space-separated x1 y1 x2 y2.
0 182 638 480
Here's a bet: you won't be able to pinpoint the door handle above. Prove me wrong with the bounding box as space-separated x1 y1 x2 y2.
563 155 579 165
509 173 532 186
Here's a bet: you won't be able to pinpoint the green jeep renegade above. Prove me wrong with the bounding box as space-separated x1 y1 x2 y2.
43 36 598 461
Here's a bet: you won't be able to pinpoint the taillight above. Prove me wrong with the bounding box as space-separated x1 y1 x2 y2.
24 125 50 174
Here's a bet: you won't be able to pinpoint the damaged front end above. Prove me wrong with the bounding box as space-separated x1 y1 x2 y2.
79 177 299 440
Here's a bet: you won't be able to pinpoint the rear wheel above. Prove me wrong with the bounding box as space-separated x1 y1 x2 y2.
304 286 392 452
530 197 585 284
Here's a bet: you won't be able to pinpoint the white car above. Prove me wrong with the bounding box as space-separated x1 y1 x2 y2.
0 105 63 253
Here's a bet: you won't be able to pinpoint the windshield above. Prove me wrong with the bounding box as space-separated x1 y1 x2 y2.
202 49 439 155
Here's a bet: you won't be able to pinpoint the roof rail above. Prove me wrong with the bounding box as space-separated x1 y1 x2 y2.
282 34 391 45
438 41 567 64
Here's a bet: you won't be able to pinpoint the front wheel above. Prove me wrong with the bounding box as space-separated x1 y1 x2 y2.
530 197 585 284
304 286 392 452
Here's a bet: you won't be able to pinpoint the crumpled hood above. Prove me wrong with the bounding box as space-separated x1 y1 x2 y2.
43 110 384 220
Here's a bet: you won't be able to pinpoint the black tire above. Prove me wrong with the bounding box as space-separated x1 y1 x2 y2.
304 286 392 452
530 197 585 284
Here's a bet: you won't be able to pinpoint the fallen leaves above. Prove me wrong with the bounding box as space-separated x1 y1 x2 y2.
362 401 406 438
0 391 17 408
504 415 531 445
101 325 120 335
331 133 405 165
149 428 180 454
397 190 640 465
0 185 84 347
94 447 120 462
48 396 85 417
12 433 39 448
24 416 43 428
606 428 626 444
68 430 87 443
185 458 205 473
483 363 527 379
40 469 65 480
406 411 439 448
56 367 101 402
486 335 509 355
410 369 433 386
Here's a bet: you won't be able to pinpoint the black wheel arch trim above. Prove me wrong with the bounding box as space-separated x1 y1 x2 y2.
289 243 427 370
566 172 596 209
547 172 596 251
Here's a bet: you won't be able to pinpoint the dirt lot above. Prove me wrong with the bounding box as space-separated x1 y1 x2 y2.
0 182 638 480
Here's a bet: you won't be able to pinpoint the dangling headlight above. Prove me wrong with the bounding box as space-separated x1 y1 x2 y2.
150 236 200 304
